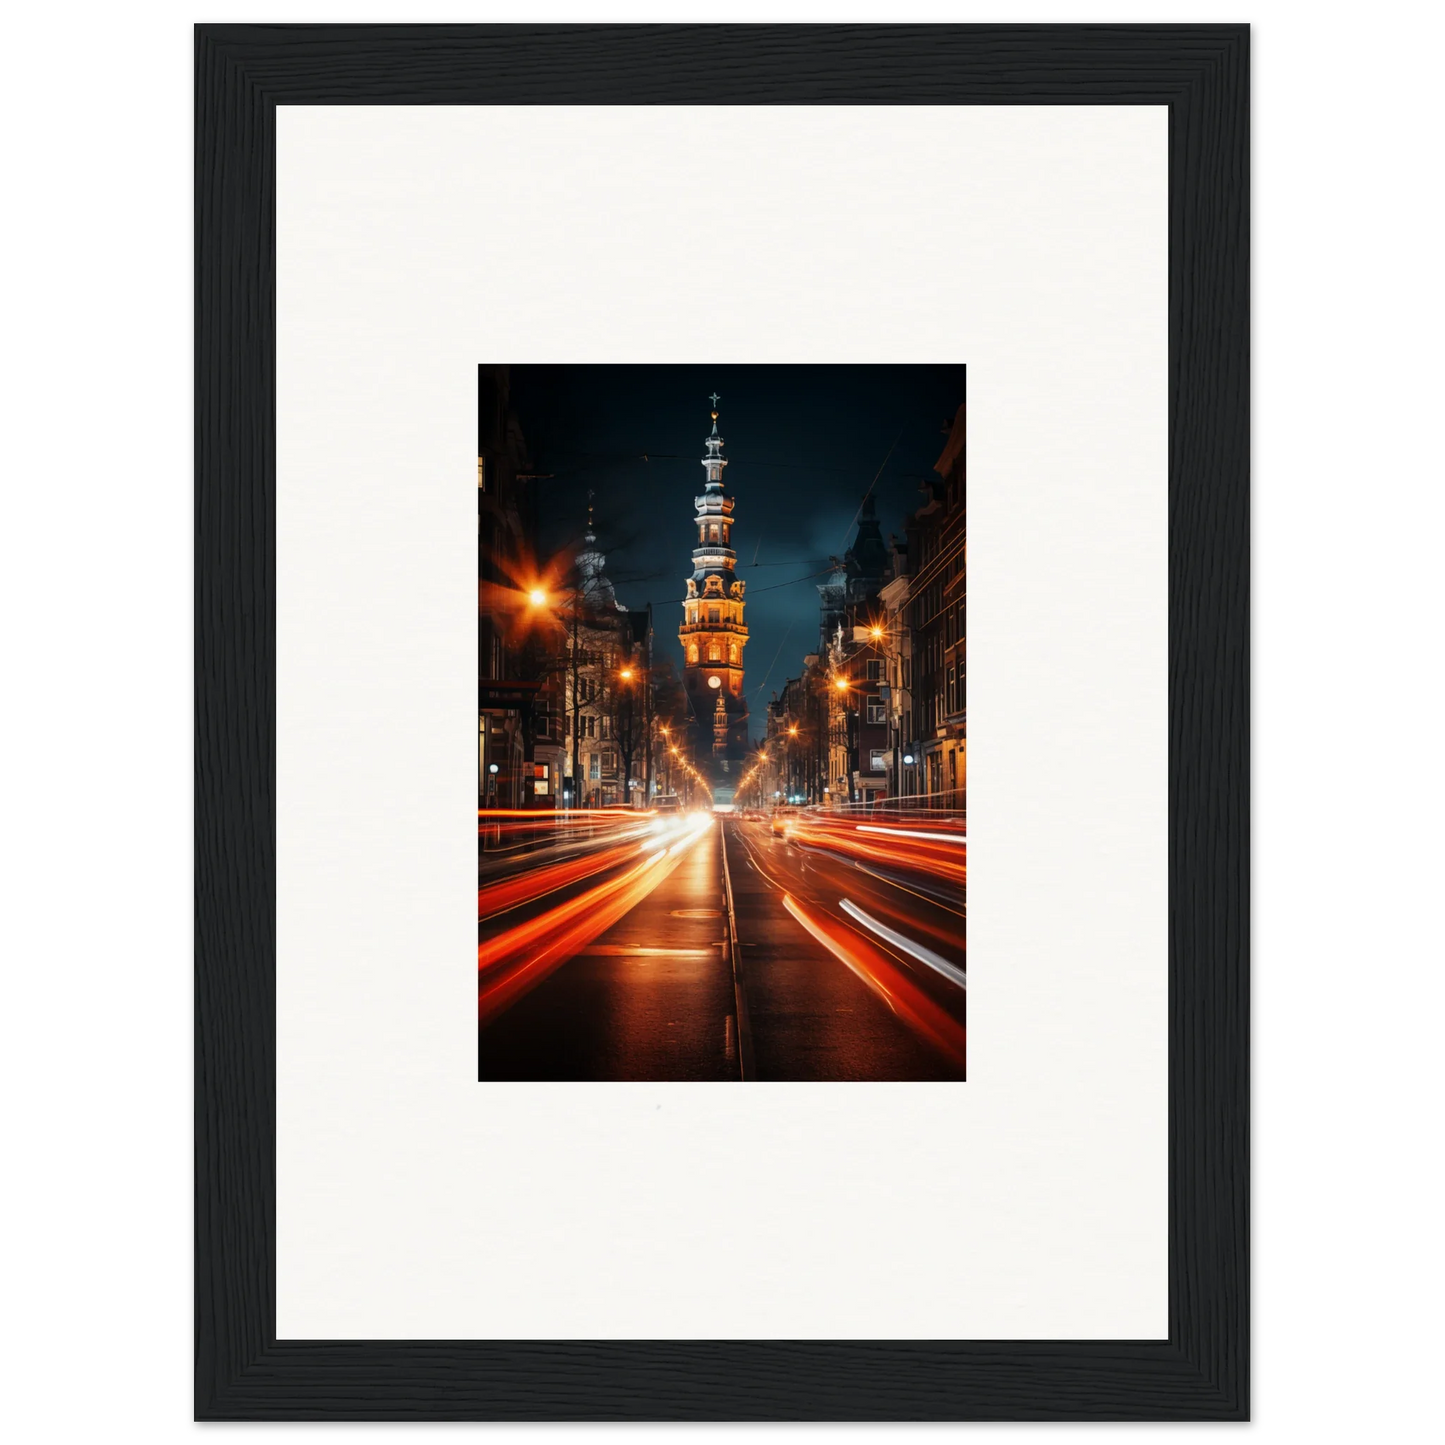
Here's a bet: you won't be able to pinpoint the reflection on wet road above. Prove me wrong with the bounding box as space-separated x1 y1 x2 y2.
477 809 965 1081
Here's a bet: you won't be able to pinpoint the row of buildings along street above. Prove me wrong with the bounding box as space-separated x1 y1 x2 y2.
478 366 965 816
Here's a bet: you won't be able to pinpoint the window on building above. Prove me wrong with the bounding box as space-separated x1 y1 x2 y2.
709 645 721 663
585 716 596 739
948 664 956 712
533 700 549 739
688 644 699 664
707 605 720 624
729 644 738 663
866 658 883 682
867 695 885 724
589 755 600 780
870 749 886 772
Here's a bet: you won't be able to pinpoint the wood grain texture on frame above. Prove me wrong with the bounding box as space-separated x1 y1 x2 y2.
195 23 1247 1420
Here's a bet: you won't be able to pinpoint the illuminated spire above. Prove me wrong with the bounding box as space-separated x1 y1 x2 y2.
702 395 728 490
680 393 747 765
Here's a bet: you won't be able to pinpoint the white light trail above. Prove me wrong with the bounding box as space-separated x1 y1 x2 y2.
838 899 966 990
856 824 967 845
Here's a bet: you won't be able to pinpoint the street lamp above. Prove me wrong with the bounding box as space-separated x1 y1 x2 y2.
527 588 547 607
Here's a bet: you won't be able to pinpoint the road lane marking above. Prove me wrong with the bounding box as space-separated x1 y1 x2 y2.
578 946 716 957
478 820 714 1027
839 899 966 990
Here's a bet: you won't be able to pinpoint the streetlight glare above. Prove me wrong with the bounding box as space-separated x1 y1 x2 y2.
834 676 849 692
527 588 547 607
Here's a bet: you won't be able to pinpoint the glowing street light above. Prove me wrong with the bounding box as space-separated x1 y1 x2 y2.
834 675 850 692
619 668 634 681
527 588 547 607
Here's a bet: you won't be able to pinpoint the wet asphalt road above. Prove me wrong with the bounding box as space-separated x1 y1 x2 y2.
478 818 966 1081
479 821 737 1080
726 820 964 1081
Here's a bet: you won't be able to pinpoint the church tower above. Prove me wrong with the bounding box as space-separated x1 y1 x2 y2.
679 395 749 761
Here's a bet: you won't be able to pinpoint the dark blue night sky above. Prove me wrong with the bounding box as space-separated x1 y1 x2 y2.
507 364 965 738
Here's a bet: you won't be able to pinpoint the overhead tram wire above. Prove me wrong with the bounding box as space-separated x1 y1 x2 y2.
747 618 796 711
839 426 905 548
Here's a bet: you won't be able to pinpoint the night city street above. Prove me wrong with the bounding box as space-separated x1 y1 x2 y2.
479 365 965 1080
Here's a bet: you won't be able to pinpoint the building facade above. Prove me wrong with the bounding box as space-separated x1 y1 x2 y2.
876 539 916 802
562 510 633 808
478 365 560 808
757 430 965 819
764 662 827 806
678 398 749 766
818 497 891 806
906 404 966 810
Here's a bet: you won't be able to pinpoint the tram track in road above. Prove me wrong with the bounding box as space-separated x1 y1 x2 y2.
719 821 756 1081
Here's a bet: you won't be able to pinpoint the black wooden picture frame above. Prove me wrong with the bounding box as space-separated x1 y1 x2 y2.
195 23 1248 1421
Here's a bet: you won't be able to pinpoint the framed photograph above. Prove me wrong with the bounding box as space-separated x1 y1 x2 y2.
196 23 1247 1420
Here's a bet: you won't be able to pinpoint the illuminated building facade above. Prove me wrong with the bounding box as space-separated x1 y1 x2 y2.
679 396 748 760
